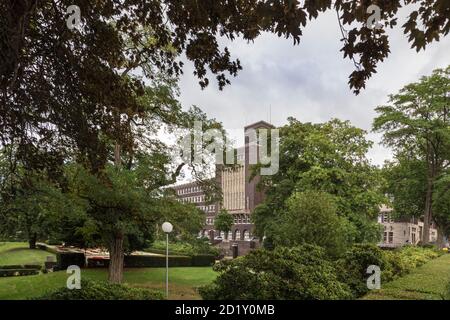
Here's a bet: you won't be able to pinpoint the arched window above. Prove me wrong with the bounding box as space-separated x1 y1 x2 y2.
234 229 241 241
243 230 250 241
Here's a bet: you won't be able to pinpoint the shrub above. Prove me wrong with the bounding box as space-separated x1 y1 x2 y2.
0 264 42 270
335 244 392 297
35 279 164 300
191 255 215 267
199 245 352 300
396 246 439 269
56 252 85 269
124 254 192 267
147 239 219 257
0 269 40 277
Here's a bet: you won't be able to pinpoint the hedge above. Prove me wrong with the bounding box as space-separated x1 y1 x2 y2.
86 254 216 268
56 252 86 269
0 269 40 277
0 264 42 270
35 279 164 300
124 255 192 267
191 254 215 266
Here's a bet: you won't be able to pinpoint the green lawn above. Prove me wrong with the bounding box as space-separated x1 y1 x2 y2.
0 242 216 300
0 242 55 266
363 253 450 300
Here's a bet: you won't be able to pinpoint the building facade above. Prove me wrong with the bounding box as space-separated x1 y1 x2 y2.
172 121 274 256
378 205 438 248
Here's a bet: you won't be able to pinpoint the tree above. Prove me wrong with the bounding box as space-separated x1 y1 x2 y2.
373 66 450 243
271 191 357 257
214 209 234 234
253 118 384 249
1 1 449 97
0 169 82 249
432 171 450 247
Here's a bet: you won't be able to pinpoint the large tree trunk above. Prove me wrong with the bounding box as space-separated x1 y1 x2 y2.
108 233 124 283
422 178 433 244
28 233 37 249
436 225 446 248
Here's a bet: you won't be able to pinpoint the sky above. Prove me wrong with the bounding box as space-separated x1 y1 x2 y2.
177 8 450 167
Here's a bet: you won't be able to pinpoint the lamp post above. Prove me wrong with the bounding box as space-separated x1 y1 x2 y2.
161 221 173 299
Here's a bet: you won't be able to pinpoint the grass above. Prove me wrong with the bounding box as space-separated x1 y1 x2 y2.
0 242 55 266
0 242 216 300
363 253 450 300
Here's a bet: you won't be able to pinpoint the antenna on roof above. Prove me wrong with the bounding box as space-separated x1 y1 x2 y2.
269 104 272 124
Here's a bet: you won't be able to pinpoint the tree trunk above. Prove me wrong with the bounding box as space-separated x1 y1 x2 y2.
28 233 37 249
108 233 124 283
436 226 445 248
422 178 433 244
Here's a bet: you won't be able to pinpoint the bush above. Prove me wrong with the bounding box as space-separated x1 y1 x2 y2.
0 269 40 277
35 279 164 300
191 254 215 267
124 254 192 267
396 246 439 269
336 244 441 298
86 254 215 268
147 239 219 257
56 252 85 269
199 245 352 300
0 264 42 270
335 244 392 297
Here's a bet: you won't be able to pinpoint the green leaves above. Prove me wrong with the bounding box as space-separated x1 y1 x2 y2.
253 118 384 249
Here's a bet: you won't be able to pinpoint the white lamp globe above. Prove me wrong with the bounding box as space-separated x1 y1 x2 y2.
162 222 173 233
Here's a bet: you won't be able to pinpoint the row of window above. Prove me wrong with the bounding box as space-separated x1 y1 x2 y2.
200 229 252 241
205 214 251 226
180 195 206 204
177 185 202 195
233 214 251 224
199 205 216 213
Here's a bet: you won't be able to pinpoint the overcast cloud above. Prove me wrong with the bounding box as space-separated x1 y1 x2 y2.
176 8 450 167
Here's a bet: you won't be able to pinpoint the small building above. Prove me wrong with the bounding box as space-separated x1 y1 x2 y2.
378 205 438 248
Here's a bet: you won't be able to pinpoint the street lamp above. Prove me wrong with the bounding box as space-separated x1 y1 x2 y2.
162 221 173 299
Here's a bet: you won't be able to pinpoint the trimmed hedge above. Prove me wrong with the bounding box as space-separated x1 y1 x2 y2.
124 255 192 267
191 254 215 266
0 264 42 270
35 279 164 300
0 269 40 277
86 254 215 268
56 252 86 269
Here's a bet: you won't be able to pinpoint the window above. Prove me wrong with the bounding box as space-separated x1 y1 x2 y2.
220 231 225 239
243 230 250 241
234 229 241 241
388 232 394 244
383 232 387 243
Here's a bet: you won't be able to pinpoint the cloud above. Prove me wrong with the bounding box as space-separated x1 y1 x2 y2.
178 9 450 166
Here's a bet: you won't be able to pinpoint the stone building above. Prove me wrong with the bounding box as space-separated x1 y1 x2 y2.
378 205 438 248
172 121 274 256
